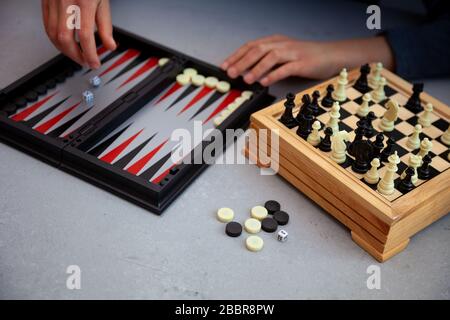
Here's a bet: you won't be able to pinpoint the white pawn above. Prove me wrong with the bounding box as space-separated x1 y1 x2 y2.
418 137 433 159
379 99 399 132
418 103 433 127
326 102 341 134
307 121 322 146
357 93 371 117
441 125 450 146
401 154 421 185
372 77 386 103
364 158 380 184
369 62 383 89
330 130 349 164
332 68 348 102
377 151 400 195
406 124 422 149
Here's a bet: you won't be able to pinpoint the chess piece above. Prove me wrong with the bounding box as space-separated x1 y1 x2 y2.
417 137 433 159
368 62 382 89
441 125 450 146
357 93 371 117
417 154 432 180
364 158 381 184
379 99 399 132
372 133 384 158
377 151 400 195
397 167 415 193
380 137 395 162
348 118 366 156
321 84 334 108
372 77 386 103
354 64 371 93
401 154 421 185
332 68 348 102
279 93 298 128
404 83 424 113
296 102 315 140
319 127 333 152
418 103 433 127
330 130 349 164
365 111 376 137
310 90 320 116
326 102 341 134
296 94 311 122
307 121 322 146
351 139 374 173
406 124 422 149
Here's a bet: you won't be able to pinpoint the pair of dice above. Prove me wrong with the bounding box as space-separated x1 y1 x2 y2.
82 76 102 104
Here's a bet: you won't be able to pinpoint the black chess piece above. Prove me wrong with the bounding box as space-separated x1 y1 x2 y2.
404 83 424 113
310 90 320 116
354 64 371 93
417 154 432 180
397 167 415 193
321 84 334 108
296 106 314 140
296 94 311 122
348 118 366 156
372 133 384 158
364 111 376 137
380 137 395 162
279 93 298 128
351 139 374 173
319 127 333 152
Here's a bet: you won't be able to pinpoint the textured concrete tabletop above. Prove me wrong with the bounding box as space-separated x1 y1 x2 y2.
0 0 449 299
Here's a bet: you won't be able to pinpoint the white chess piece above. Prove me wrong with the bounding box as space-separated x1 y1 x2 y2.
307 121 322 146
326 102 341 134
406 124 422 149
379 99 399 132
372 77 386 103
369 62 383 89
377 151 400 195
401 154 421 185
330 130 349 164
364 158 381 184
418 103 433 127
357 93 371 117
442 125 450 146
418 138 433 159
332 68 348 102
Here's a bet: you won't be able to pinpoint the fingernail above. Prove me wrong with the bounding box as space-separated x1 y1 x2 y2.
221 62 229 70
260 77 269 86
228 67 237 78
244 73 254 84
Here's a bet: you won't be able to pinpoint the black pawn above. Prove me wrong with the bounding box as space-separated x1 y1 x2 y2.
296 94 311 122
380 137 395 162
418 154 432 180
310 90 320 116
321 84 334 108
319 127 333 152
279 93 298 128
351 139 374 173
397 167 415 193
372 133 384 158
349 118 366 156
354 64 371 93
365 111 376 137
404 83 424 113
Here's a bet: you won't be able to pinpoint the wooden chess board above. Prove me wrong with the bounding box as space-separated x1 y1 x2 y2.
244 65 450 262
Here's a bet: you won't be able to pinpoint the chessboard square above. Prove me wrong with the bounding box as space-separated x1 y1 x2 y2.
389 92 408 106
339 121 353 133
406 116 418 126
417 110 440 123
422 125 443 139
381 188 403 202
385 85 397 97
348 131 356 141
342 115 360 129
397 107 415 120
341 101 360 115
371 104 387 118
317 113 329 124
394 143 409 158
431 156 450 172
346 87 363 100
432 118 449 131
346 166 363 179
430 139 447 155
385 128 405 142
440 149 449 161
397 136 416 152
339 107 351 119
395 121 415 136
316 106 327 116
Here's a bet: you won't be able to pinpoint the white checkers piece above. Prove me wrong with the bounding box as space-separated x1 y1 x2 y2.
217 207 234 223
244 218 261 234
216 81 231 93
158 57 169 67
213 116 224 127
191 74 205 86
183 68 198 79
241 91 253 99
277 230 288 242
176 73 191 86
251 206 268 220
246 235 264 252
205 76 219 89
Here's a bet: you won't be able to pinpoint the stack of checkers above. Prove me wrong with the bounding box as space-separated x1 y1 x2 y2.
216 200 290 252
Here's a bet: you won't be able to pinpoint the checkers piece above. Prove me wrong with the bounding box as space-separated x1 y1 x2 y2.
246 235 264 252
225 222 242 237
264 200 281 215
251 205 268 220
261 217 278 233
217 207 234 223
273 211 290 226
244 218 261 234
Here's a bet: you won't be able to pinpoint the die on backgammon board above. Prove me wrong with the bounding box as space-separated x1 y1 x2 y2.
245 63 450 262
0 27 273 214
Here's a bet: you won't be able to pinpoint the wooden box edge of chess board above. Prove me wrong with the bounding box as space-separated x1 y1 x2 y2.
245 65 450 262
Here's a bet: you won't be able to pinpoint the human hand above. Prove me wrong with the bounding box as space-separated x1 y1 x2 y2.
42 0 116 69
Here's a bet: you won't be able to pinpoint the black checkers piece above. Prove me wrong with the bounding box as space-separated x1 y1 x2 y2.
45 79 56 89
261 217 278 233
34 85 47 95
14 97 27 109
25 90 38 102
273 211 289 226
225 222 242 237
55 73 66 83
265 200 281 215
3 103 17 116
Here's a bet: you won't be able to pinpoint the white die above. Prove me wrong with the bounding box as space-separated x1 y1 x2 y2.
277 229 288 242
82 90 94 104
90 76 101 87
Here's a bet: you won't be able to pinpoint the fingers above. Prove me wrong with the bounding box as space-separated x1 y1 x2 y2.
244 49 288 84
96 0 116 51
78 1 100 68
226 44 273 78
260 61 302 86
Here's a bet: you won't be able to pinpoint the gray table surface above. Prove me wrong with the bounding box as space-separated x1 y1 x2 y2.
0 0 449 299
